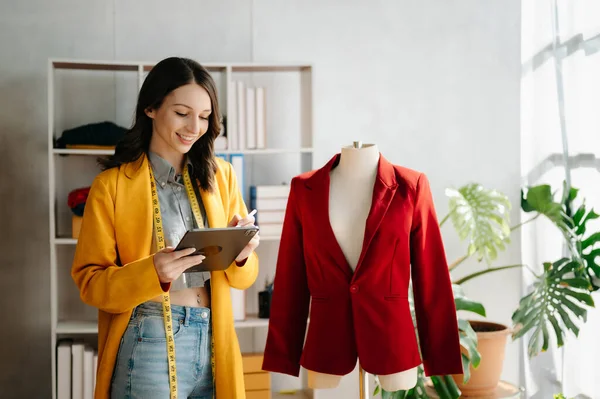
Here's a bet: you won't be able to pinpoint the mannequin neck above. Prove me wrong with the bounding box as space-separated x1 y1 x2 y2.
335 144 380 179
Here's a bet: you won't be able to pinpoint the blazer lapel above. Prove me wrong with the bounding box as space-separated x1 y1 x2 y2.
306 154 354 279
353 155 398 276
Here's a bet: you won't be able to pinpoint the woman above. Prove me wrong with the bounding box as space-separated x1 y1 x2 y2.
71 57 260 399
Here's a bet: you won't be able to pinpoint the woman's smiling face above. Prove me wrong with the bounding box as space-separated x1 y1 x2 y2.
146 82 212 159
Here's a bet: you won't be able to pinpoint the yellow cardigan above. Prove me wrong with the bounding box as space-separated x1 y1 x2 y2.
71 154 259 399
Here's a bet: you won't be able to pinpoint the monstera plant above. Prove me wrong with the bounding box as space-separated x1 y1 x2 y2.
374 181 599 399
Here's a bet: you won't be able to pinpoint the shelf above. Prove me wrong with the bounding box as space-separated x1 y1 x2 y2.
55 236 280 245
58 315 270 334
53 148 314 156
235 315 270 329
50 58 311 73
231 64 311 72
53 148 114 155
57 320 98 334
54 237 77 245
222 148 314 155
272 391 312 399
259 236 280 241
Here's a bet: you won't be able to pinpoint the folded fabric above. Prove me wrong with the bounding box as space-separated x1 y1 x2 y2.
68 187 90 216
56 121 127 148
70 203 86 217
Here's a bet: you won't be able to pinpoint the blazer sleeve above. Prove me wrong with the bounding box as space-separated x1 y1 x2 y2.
410 173 463 376
262 178 310 376
223 161 259 290
71 176 168 314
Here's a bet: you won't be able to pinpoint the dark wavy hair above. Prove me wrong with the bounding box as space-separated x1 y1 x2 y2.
98 57 222 192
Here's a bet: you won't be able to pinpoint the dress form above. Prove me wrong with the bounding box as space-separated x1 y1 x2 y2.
307 142 419 393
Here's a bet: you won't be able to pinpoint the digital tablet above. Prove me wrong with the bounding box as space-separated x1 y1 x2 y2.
175 226 259 273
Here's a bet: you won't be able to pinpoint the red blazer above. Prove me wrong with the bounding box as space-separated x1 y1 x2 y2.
262 154 462 378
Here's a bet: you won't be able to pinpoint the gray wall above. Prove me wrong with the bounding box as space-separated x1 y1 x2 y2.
0 1 521 397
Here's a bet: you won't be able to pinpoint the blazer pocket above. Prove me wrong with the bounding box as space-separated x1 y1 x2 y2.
384 295 408 301
311 295 329 303
389 238 402 296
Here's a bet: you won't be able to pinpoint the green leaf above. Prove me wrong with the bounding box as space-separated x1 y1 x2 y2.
429 376 459 399
561 287 595 306
455 297 486 317
459 333 481 369
521 189 535 212
568 186 580 203
443 375 461 399
572 205 586 230
522 185 579 256
582 232 600 251
431 375 455 399
560 278 592 290
547 314 564 347
393 391 408 399
511 258 594 357
453 284 486 317
521 185 561 219
376 366 429 399
460 353 470 383
583 249 600 278
446 184 511 264
541 321 550 352
455 318 481 383
374 384 380 396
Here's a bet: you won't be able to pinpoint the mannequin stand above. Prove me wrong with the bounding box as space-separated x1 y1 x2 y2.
359 364 369 399
353 140 369 399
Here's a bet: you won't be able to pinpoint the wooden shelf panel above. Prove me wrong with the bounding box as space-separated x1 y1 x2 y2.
55 236 279 245
272 391 312 399
53 148 314 156
57 315 270 334
52 60 139 71
51 59 310 73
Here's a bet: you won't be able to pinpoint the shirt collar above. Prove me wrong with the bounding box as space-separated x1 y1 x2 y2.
148 151 193 185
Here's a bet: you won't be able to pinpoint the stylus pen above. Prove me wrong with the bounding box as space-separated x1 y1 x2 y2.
236 209 257 227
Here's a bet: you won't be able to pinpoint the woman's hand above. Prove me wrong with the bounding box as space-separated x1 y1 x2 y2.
228 213 260 264
153 247 205 284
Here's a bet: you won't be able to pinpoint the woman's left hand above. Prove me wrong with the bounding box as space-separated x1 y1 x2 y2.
228 213 260 264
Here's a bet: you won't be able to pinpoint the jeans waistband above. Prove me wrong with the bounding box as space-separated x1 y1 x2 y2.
132 301 211 326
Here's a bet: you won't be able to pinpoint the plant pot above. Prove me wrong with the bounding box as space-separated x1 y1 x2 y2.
452 320 511 397
258 290 271 319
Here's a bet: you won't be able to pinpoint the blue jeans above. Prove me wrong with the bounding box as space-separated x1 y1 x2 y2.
111 301 214 398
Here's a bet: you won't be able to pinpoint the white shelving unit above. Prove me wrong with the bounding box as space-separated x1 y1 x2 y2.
48 58 314 399
53 148 314 156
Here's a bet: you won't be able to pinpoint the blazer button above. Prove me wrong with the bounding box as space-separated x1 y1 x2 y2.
350 284 359 294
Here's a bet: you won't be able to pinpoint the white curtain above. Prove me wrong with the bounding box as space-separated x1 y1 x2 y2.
521 1 600 398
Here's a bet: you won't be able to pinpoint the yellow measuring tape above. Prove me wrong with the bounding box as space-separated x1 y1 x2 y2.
149 162 216 399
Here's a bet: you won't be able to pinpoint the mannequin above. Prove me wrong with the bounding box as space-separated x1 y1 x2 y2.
306 142 419 392
261 141 463 392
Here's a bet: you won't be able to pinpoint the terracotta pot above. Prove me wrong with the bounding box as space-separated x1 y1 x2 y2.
452 320 511 397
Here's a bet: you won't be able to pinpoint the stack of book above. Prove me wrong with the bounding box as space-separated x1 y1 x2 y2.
221 82 267 151
249 185 290 237
56 340 97 399
242 353 271 399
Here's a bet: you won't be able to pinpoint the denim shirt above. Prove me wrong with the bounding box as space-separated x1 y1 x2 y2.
148 151 211 290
